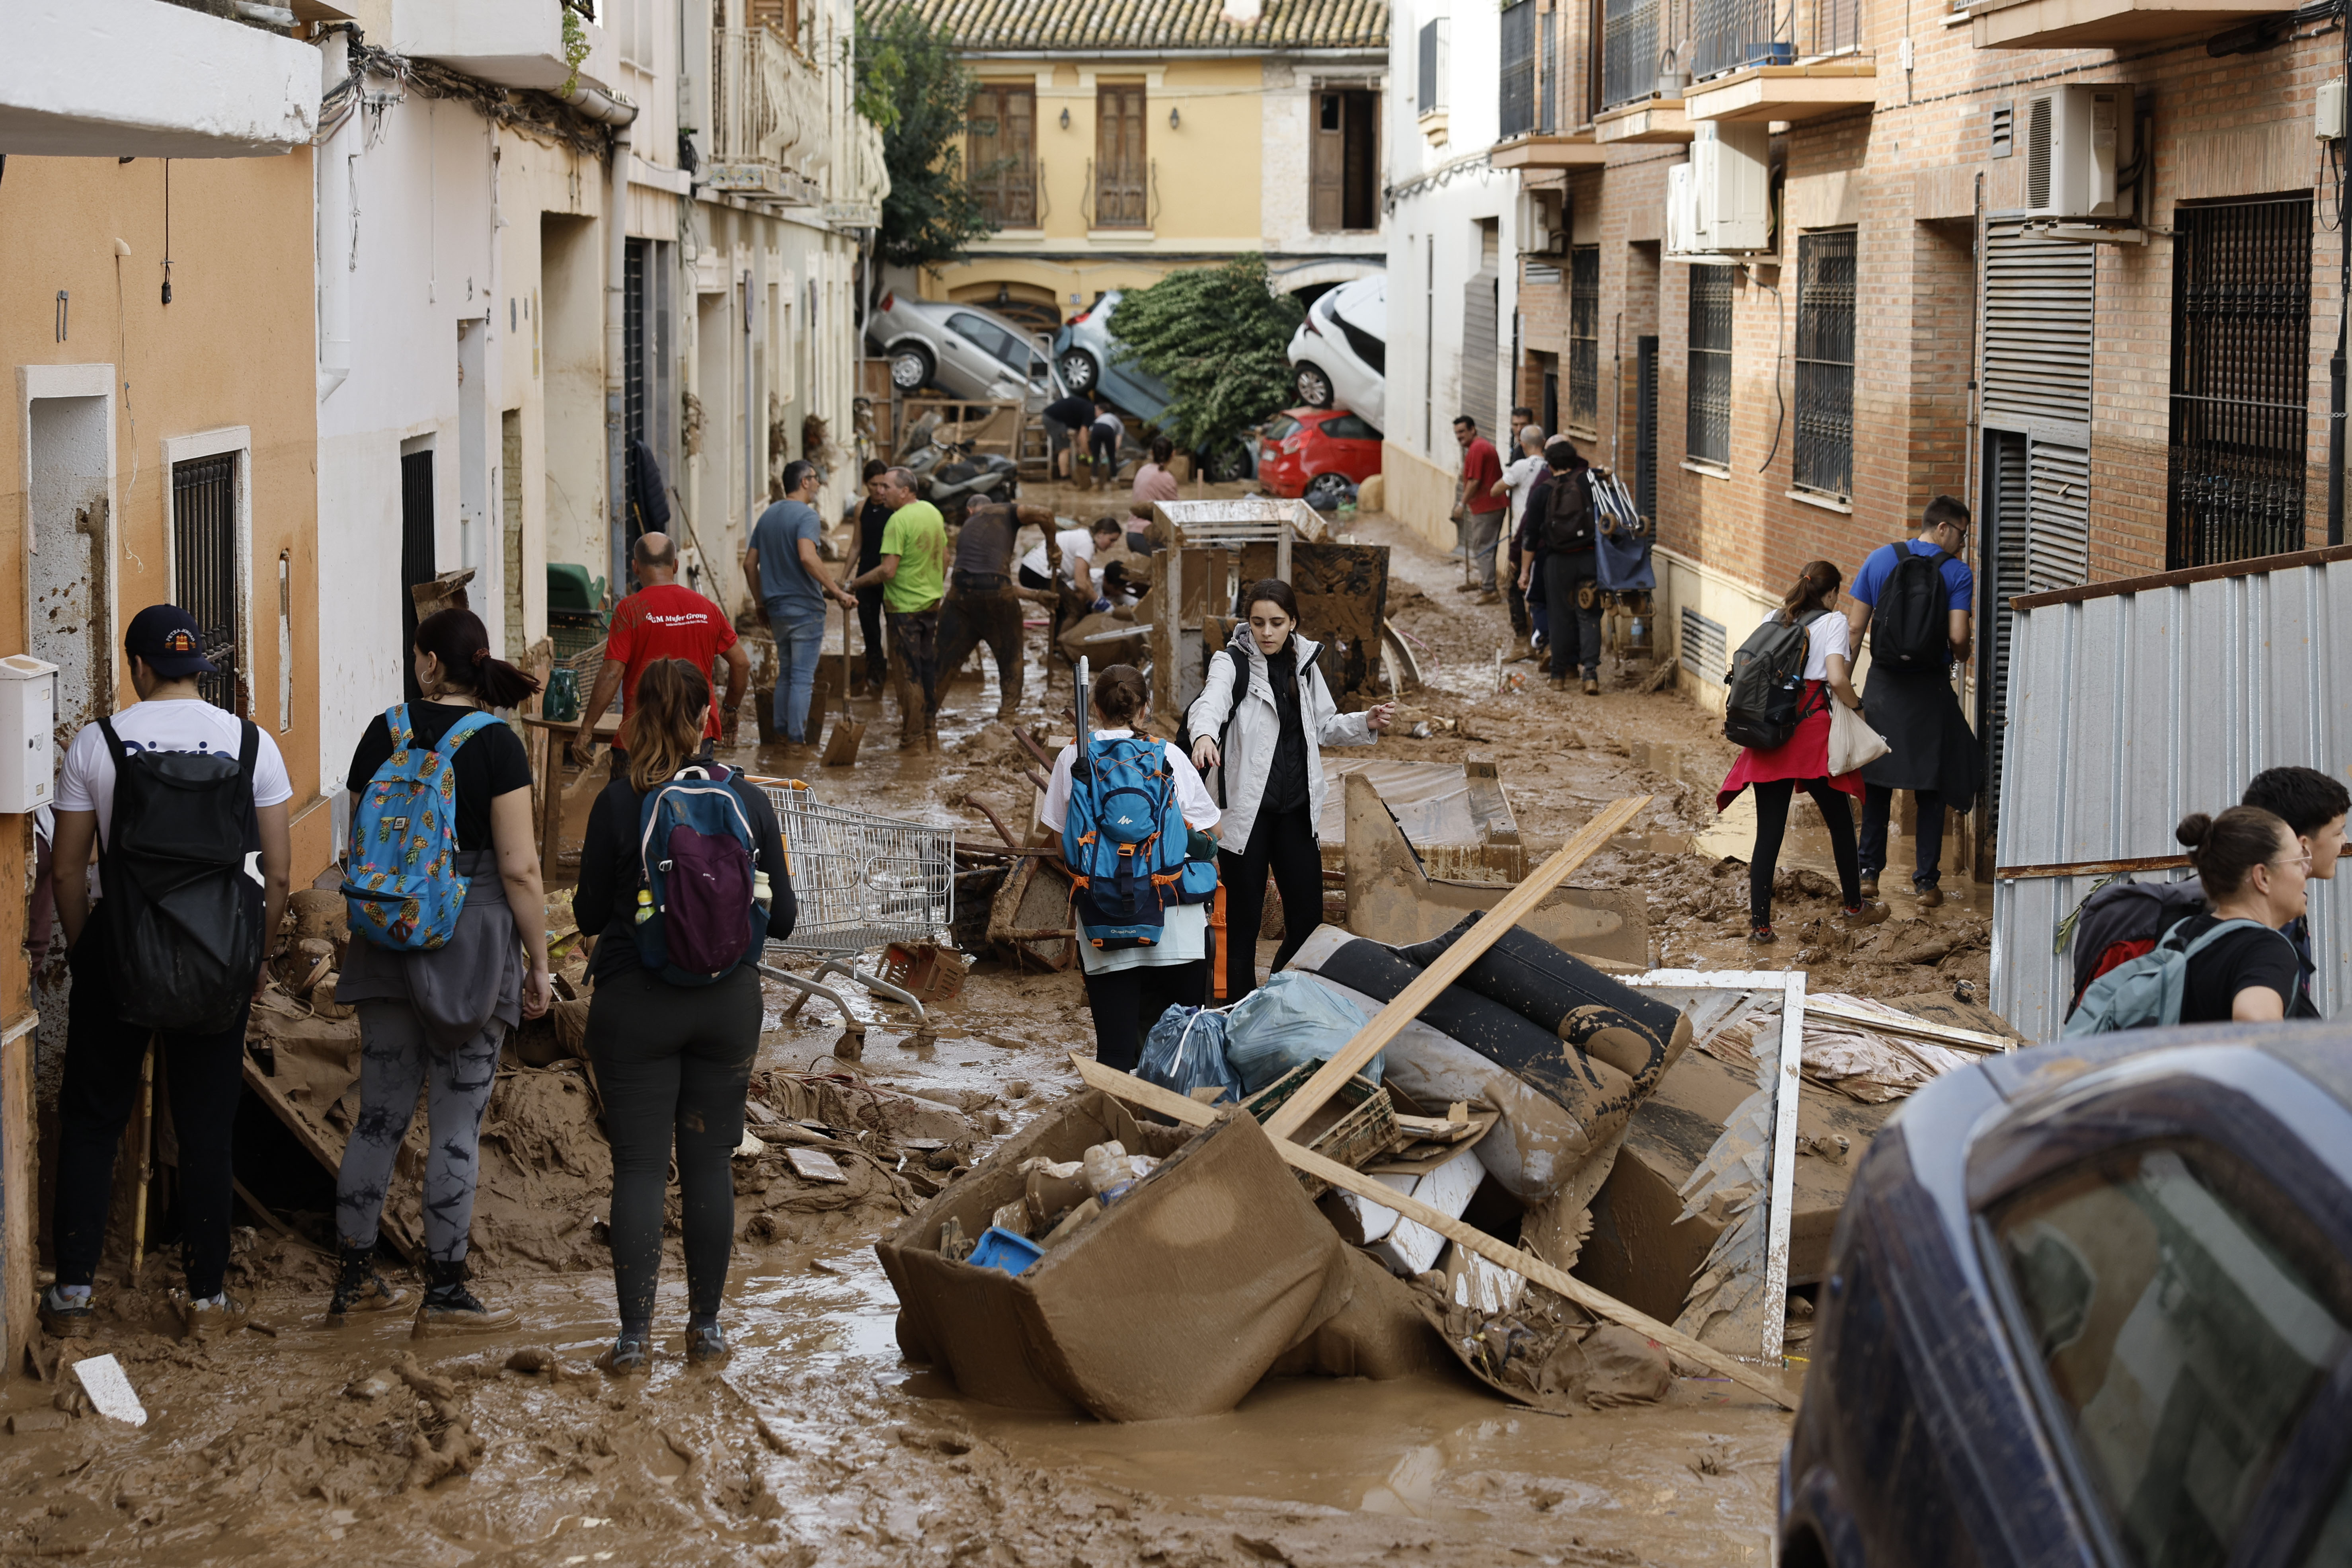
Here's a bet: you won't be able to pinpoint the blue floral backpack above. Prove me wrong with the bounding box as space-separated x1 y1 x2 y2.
342 704 501 950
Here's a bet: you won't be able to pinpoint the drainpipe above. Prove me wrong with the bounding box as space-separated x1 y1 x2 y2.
2334 17 2351 545
316 27 353 402
558 81 640 601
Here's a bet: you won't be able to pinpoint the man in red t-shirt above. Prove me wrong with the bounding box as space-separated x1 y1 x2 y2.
1453 415 1509 603
571 533 751 764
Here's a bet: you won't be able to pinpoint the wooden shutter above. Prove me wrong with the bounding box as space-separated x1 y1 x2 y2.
1461 269 1500 438
968 85 1035 226
1095 85 1148 228
1982 216 2093 443
748 0 798 40
1311 91 1344 232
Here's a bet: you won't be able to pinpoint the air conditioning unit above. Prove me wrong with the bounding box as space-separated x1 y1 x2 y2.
1666 162 1696 256
1517 190 1567 255
2024 85 2135 220
1683 122 1769 253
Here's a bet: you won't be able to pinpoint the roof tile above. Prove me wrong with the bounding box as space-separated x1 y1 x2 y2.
864 0 1389 53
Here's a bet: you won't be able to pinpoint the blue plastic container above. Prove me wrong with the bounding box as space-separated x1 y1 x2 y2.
966 1226 1043 1277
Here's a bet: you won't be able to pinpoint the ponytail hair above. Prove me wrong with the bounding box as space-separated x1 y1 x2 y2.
624 659 712 793
1783 560 1843 623
2176 805 2292 900
1090 663 1149 726
415 608 542 710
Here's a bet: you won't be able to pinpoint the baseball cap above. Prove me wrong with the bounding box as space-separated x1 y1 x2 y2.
124 605 216 677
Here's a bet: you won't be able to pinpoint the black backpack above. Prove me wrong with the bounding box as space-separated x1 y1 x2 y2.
1871 546 1957 669
1722 611 1831 752
1539 468 1596 554
2066 877 2208 1015
96 716 266 1034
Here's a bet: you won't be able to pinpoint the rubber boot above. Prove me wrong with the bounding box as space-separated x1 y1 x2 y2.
327 1242 410 1325
412 1257 519 1337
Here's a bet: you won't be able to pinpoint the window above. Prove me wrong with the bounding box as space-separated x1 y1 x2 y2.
1568 245 1600 434
1991 1143 2350 1568
2167 196 2313 568
747 0 799 45
1499 0 1537 140
1323 413 1383 441
1094 84 1148 228
1417 19 1447 114
172 453 241 714
1324 292 1387 372
967 84 1036 228
947 312 1028 374
1311 88 1380 232
1539 4 1557 132
1601 0 1662 111
1794 228 1855 498
1263 413 1303 441
1686 265 1732 468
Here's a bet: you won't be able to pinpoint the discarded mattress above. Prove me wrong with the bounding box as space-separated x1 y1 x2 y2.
1285 922 1691 1205
876 1089 1434 1420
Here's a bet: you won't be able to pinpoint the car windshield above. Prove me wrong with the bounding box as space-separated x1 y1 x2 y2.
948 312 1029 373
1322 413 1381 441
1329 308 1386 374
1991 1141 2351 1568
1262 415 1301 441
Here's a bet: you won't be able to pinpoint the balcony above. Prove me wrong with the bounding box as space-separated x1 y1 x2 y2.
823 115 889 229
1682 0 1876 123
707 26 828 203
1492 134 1610 168
1595 98 1693 142
2 0 320 157
1968 0 2282 49
393 0 615 94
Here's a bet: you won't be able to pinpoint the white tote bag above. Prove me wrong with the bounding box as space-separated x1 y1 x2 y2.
1826 700 1891 777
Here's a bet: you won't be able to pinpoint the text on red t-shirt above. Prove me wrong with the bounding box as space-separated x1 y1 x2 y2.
603 583 739 738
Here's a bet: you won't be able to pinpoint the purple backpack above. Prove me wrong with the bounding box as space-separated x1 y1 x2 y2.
630 764 768 985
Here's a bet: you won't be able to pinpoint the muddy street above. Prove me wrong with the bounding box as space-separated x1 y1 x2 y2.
0 492 1989 1567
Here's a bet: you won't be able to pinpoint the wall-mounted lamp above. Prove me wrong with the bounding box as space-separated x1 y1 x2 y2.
1059 106 1071 129
1168 106 1182 129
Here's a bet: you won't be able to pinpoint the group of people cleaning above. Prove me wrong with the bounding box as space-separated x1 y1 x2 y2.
41 601 792 1372
1720 493 2343 1027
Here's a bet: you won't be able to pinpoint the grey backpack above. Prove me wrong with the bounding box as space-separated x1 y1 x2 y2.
2062 917 2287 1036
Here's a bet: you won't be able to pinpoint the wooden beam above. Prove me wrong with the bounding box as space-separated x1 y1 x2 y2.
1071 1055 1798 1411
1260 795 1652 1142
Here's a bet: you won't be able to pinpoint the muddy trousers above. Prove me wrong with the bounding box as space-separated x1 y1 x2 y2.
936 586 1024 718
855 585 887 693
1859 786 1946 891
885 605 942 739
1082 960 1208 1075
1747 778 1861 930
586 966 761 1333
1541 550 1605 680
1218 805 1325 1002
335 1004 501 1264
52 917 249 1299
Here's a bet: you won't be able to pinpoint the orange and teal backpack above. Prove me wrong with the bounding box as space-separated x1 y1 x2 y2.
341 704 500 951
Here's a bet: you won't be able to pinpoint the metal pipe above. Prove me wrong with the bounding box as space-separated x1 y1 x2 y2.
578 84 640 603
315 27 353 402
2334 19 2350 546
743 268 759 552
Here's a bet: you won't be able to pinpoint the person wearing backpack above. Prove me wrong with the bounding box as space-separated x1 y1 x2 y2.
2068 807 2312 1034
1041 665 1222 1070
1714 563 1886 944
41 606 295 1341
1186 579 1394 1002
1844 496 1982 907
1516 439 1607 694
574 658 793 1372
332 608 553 1334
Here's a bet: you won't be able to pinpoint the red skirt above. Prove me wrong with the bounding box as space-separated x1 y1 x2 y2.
1716 681 1864 812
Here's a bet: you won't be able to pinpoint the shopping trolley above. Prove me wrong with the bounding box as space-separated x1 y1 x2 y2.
750 778 956 1029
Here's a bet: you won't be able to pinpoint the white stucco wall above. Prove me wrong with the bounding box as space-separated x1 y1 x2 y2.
0 0 320 158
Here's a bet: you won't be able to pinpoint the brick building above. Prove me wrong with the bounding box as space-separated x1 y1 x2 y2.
1389 0 2348 855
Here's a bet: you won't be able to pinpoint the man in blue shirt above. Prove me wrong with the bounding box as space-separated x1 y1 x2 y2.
1843 496 1983 907
744 459 857 746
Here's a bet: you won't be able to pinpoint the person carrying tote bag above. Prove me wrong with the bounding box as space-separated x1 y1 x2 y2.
1827 692 1892 777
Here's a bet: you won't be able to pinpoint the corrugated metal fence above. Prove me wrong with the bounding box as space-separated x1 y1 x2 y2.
1993 545 2352 1040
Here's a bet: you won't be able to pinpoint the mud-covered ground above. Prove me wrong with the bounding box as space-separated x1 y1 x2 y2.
0 483 1987 1566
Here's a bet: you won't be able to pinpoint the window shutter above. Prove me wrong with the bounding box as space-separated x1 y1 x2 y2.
1461 270 1500 437
1982 217 2093 443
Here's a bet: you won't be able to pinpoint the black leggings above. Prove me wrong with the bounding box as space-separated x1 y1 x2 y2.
585 964 761 1334
1748 778 1861 929
1082 960 1208 1074
1219 804 1324 1001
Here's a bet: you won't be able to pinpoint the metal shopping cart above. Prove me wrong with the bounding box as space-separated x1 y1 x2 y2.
750 778 956 1030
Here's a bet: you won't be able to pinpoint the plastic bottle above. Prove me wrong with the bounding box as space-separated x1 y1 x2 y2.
634 889 654 925
1080 1141 1130 1196
753 870 772 911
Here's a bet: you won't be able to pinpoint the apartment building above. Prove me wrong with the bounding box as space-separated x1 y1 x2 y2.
1392 0 2350 853
867 0 1389 332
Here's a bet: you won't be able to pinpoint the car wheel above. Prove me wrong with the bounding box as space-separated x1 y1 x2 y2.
1058 348 1099 394
1206 437 1255 484
1303 472 1357 512
1295 363 1334 408
889 344 934 391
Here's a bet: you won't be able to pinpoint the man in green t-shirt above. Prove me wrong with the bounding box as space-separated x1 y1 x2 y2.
846 469 948 749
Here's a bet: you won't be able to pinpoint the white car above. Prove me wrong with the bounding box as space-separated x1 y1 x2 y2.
1287 275 1386 429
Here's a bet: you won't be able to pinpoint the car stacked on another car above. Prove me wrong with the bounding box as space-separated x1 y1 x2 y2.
1053 291 1255 482
1255 408 1383 513
1287 274 1386 429
864 293 1061 411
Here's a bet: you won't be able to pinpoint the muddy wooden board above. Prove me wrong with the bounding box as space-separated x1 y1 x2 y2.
242 1009 427 1261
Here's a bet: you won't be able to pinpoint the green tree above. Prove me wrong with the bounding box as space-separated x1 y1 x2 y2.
1109 256 1304 453
854 10 995 273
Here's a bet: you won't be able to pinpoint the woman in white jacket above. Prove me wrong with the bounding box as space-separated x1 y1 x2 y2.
1187 579 1393 1000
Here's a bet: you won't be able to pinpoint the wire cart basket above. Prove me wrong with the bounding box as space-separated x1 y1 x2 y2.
751 778 956 1028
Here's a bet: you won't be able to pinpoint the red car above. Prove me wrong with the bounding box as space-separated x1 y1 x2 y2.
1256 408 1383 511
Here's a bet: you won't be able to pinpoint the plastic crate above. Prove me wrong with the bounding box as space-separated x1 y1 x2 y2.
1242 1061 1400 1200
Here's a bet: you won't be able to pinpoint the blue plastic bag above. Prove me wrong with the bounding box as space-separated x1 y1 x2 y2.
1223 971 1379 1095
1139 1005 1244 1105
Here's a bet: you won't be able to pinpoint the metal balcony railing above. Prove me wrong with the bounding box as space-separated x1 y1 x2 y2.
1690 0 1861 80
1600 0 1663 109
710 27 828 187
1499 0 1538 139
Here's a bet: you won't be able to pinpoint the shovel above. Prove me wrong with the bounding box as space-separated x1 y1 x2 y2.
821 600 867 766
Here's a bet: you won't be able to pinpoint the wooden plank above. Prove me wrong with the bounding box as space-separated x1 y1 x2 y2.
238 1051 422 1261
1261 794 1652 1141
1759 973 1808 1364
1070 1055 1799 1411
1 1012 35 1374
1799 996 2014 1055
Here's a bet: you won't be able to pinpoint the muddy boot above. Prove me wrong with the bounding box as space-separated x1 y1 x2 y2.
170 1289 250 1340
38 1284 92 1340
327 1242 410 1325
994 673 1023 725
412 1258 518 1337
685 1317 730 1365
599 1335 650 1375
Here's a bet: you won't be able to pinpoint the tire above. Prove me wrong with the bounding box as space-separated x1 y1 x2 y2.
889 344 934 392
1294 363 1334 408
1303 472 1357 512
1206 437 1254 484
1058 348 1100 393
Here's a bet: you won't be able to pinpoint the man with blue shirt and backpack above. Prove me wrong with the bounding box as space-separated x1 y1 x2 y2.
1844 496 1982 909
41 606 294 1341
